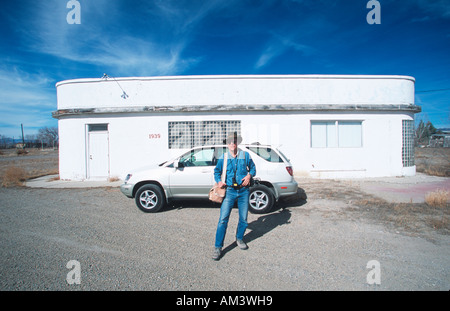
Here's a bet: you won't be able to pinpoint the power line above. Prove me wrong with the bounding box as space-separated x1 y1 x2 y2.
416 88 450 93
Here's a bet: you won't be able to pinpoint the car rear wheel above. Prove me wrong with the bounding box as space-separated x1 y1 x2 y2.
249 185 274 214
135 184 165 213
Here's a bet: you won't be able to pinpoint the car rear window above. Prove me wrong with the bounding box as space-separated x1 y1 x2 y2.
247 147 284 163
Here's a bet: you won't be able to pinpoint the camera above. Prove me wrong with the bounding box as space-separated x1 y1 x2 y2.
232 177 240 189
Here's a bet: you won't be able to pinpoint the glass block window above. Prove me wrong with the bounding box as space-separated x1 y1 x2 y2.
402 120 415 167
168 120 241 149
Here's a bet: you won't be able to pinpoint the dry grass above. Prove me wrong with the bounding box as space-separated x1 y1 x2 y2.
425 189 449 208
304 179 449 235
16 149 29 155
354 197 449 235
108 176 120 182
418 164 450 177
1 166 28 187
415 148 450 177
0 148 59 187
304 175 450 236
48 175 60 182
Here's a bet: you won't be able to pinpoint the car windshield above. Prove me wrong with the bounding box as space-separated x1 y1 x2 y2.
179 147 215 167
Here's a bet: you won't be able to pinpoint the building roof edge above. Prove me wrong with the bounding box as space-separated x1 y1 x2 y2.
55 74 416 87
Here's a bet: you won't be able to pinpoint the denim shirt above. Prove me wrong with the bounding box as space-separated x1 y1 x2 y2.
214 150 256 186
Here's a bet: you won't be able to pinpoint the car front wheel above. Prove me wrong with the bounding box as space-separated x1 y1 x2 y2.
135 184 165 213
248 185 274 214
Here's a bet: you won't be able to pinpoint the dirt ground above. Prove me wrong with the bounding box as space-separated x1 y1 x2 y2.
0 147 449 291
290 177 449 240
1 147 449 240
0 148 59 185
1 147 449 233
415 147 450 177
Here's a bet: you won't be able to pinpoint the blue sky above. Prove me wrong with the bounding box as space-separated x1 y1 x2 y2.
1 0 449 138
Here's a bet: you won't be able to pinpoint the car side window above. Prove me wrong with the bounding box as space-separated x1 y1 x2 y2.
247 147 284 163
212 146 249 165
180 148 215 167
212 146 227 165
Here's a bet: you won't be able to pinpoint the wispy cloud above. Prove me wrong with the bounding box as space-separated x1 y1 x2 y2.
408 0 450 23
1 0 234 136
17 0 231 76
255 32 315 69
415 0 450 19
28 1 189 76
1 0 448 135
0 66 56 136
0 67 54 106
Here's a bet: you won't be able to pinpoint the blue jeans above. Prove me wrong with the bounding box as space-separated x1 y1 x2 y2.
214 187 249 248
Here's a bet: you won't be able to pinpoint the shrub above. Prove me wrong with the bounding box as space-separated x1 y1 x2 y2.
1 166 28 187
425 189 449 208
16 149 28 155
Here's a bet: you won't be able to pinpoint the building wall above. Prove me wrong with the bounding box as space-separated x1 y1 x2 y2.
56 75 415 109
55 75 418 181
57 110 416 180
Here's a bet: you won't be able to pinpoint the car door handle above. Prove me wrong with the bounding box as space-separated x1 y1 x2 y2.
201 169 211 173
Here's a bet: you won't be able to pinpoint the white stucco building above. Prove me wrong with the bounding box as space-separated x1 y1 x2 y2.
53 75 420 181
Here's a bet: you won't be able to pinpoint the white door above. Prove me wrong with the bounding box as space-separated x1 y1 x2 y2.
88 130 109 179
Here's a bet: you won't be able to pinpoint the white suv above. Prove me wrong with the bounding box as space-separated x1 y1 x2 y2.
120 144 298 214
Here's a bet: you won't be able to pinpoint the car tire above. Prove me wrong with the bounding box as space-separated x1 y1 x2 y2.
249 185 274 214
135 184 165 213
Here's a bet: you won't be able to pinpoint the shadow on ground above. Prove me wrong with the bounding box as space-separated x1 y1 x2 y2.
220 187 308 257
165 187 308 213
220 208 293 257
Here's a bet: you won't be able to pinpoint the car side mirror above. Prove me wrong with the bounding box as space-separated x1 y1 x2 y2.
175 160 184 169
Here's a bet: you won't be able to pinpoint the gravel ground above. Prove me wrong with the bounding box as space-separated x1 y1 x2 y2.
0 183 448 291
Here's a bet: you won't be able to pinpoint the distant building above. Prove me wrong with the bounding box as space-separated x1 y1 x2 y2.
429 134 450 148
53 75 420 180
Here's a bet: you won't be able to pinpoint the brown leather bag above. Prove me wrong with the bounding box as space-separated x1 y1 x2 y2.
209 153 228 203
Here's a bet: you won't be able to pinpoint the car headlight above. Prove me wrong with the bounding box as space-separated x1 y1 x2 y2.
124 174 132 183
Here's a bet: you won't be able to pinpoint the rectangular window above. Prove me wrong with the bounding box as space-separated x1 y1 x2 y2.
311 121 336 148
311 121 362 148
168 120 241 149
402 120 415 167
88 124 108 132
338 121 362 148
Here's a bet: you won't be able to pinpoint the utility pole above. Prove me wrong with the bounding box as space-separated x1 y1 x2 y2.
21 124 25 148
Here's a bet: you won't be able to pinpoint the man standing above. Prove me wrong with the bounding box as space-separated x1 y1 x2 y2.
212 132 256 260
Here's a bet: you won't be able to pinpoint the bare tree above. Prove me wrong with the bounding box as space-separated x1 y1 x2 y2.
25 134 37 148
37 127 59 149
0 134 8 149
415 120 437 146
